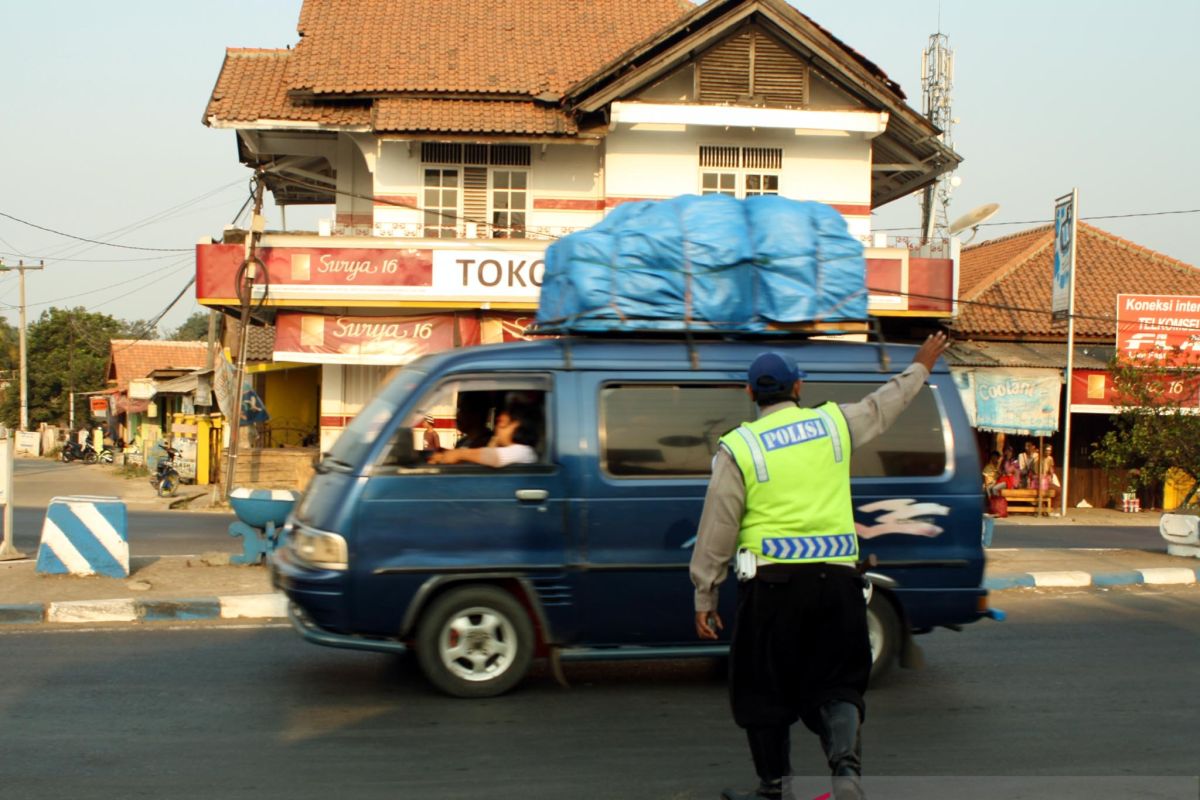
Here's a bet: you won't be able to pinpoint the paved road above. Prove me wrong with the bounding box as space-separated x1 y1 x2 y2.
8 459 236 556
1 589 1195 799
992 523 1165 551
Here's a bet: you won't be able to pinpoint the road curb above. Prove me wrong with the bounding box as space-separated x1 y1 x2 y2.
0 593 288 626
986 567 1200 591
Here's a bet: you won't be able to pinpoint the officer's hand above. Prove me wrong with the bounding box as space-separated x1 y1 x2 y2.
695 611 724 640
913 331 950 372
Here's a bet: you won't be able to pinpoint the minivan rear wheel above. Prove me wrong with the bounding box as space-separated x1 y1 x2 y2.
415 585 534 698
867 592 900 684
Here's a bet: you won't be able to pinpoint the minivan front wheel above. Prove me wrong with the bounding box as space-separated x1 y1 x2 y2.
415 585 534 698
866 592 900 684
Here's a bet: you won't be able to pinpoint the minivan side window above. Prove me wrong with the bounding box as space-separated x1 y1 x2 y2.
600 384 755 477
379 375 552 470
599 382 946 478
803 383 946 478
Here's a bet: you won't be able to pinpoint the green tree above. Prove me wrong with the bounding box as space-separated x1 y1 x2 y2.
120 318 161 340
1092 358 1200 508
0 307 125 429
169 310 211 342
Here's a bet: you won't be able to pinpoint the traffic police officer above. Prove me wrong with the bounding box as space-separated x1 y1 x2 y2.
690 332 949 800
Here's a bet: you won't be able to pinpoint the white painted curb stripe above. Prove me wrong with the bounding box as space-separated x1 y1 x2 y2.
41 519 92 575
68 502 129 564
47 598 138 623
1028 571 1093 587
219 594 288 619
1137 568 1197 585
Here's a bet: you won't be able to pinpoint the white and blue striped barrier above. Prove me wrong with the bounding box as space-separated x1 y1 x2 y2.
35 495 129 578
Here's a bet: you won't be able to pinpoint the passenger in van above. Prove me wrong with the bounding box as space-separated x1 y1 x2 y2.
453 396 494 449
429 404 540 468
421 415 442 452
691 332 950 800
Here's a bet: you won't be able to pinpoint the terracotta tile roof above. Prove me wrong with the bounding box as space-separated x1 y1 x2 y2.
205 48 371 127
953 223 1200 340
107 340 209 392
286 0 692 97
373 98 578 135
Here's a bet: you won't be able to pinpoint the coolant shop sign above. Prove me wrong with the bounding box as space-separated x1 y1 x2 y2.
972 369 1061 435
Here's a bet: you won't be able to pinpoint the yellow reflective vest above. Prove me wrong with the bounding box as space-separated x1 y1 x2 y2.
719 403 858 564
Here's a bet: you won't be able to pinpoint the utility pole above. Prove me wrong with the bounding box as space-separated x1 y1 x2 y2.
223 175 265 499
0 260 45 431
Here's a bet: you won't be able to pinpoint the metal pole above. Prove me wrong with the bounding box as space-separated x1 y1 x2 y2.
223 176 265 499
69 391 75 431
18 262 28 431
0 435 22 560
1060 189 1079 516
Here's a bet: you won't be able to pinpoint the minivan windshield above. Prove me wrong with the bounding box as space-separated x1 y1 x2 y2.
322 368 426 471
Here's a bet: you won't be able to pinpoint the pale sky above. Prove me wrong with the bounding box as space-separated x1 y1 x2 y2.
2 0 1196 334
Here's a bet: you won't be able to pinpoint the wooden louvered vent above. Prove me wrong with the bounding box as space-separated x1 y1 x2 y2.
698 28 808 107
463 167 489 234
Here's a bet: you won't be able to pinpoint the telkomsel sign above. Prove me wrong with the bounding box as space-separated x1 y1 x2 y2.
1116 293 1200 367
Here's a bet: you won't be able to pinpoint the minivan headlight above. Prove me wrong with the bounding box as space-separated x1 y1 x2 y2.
289 525 348 570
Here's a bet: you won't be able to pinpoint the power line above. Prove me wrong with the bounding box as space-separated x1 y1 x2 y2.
0 257 192 311
0 211 193 252
874 207 1200 232
109 276 198 353
0 250 185 264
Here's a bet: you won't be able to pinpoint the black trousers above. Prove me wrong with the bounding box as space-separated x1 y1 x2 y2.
729 563 871 735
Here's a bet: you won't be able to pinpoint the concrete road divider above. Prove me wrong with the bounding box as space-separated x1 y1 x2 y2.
35 496 129 578
1 594 290 626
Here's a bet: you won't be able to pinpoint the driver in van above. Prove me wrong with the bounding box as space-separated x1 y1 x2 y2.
429 403 540 468
691 332 949 800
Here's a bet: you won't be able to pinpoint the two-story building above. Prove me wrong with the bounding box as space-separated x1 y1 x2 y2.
199 0 962 456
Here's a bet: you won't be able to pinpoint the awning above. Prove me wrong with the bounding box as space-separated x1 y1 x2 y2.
950 367 1062 435
154 373 199 394
946 341 1112 370
115 394 149 414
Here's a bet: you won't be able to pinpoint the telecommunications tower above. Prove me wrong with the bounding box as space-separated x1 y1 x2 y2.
919 31 956 242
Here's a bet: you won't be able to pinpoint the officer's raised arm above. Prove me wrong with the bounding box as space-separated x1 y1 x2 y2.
840 331 950 449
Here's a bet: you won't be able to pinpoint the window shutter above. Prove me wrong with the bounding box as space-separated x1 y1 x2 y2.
697 31 752 103
698 28 808 107
422 143 462 164
463 167 488 235
752 33 807 106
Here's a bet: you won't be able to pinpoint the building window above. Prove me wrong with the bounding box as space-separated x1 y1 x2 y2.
491 170 528 238
699 146 782 198
423 168 459 238
421 145 531 238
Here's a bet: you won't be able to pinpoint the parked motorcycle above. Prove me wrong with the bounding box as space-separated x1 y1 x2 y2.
151 444 181 497
61 439 99 465
99 446 115 464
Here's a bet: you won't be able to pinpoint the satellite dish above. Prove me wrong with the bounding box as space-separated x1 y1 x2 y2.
947 202 1000 240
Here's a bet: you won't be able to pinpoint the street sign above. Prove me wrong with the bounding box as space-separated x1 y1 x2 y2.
90 395 109 418
1051 191 1077 321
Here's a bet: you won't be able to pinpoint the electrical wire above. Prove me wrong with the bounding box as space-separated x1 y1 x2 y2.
107 276 198 353
0 257 193 312
0 211 193 252
874 207 1200 232
0 250 186 264
235 174 1200 335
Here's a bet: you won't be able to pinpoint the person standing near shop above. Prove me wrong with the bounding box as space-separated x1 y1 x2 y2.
691 332 949 800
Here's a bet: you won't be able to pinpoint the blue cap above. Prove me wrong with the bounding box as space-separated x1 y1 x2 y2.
748 352 806 393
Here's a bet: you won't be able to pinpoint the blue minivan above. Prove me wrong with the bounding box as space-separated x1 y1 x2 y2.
271 336 993 697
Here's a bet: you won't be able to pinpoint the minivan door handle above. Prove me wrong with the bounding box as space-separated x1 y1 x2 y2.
515 489 549 502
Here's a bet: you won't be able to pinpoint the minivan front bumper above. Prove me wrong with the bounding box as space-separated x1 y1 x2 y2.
270 545 353 634
288 602 410 656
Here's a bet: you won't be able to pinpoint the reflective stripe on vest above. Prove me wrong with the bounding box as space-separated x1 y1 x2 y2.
719 402 858 564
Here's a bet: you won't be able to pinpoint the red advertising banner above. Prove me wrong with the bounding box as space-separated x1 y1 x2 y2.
197 244 434 299
1116 293 1200 366
275 312 456 365
1071 368 1200 412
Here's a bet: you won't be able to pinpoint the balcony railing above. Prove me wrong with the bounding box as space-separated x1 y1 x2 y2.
334 222 584 241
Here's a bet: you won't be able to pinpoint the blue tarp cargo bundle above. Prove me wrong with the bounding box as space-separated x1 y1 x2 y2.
534 194 868 334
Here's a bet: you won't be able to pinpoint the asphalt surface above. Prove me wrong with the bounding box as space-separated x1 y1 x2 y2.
992 523 1166 551
1 588 1196 799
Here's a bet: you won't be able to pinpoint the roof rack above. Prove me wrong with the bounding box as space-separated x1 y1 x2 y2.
526 318 891 372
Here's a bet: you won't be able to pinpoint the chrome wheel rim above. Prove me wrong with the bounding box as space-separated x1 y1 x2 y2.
438 606 517 683
867 607 883 666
